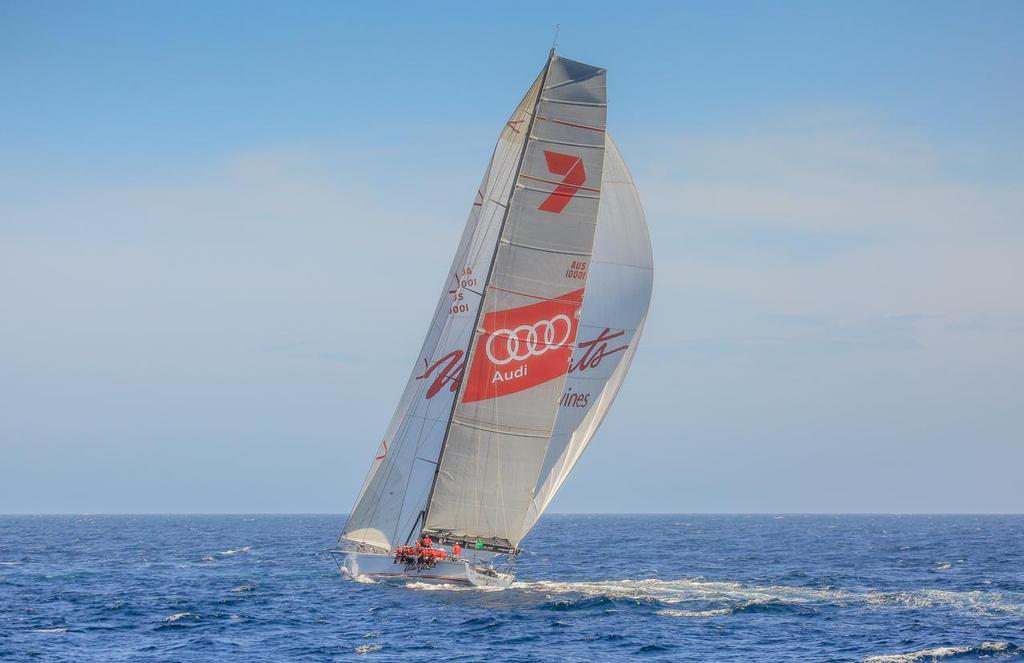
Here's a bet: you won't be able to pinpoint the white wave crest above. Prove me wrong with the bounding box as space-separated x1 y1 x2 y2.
32 627 67 633
230 583 255 592
163 612 197 623
657 607 735 618
862 641 1011 662
354 644 383 654
865 589 1024 616
219 546 252 556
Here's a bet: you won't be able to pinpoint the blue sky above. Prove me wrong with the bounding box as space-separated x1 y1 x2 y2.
2 2 1022 513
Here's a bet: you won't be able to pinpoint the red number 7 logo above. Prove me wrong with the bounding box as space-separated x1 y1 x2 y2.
538 151 586 214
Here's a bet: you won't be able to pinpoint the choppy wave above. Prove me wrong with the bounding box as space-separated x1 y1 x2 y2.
354 644 383 654
219 546 252 556
863 641 1018 662
164 612 198 623
230 583 255 592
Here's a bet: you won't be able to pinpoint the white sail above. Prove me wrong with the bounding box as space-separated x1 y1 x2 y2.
424 54 610 549
340 72 543 551
522 134 653 534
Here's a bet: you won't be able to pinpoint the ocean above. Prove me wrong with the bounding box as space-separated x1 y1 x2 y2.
1 514 1022 662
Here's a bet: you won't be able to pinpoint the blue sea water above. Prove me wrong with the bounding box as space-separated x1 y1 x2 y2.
1 515 1023 662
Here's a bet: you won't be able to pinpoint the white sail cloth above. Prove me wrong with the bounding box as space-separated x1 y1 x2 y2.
341 73 542 551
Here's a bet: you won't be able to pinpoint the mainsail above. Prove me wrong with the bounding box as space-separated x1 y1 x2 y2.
341 52 652 554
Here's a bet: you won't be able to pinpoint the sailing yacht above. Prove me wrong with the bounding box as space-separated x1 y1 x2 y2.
330 50 653 587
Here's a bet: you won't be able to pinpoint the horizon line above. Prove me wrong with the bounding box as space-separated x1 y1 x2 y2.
2 511 1023 517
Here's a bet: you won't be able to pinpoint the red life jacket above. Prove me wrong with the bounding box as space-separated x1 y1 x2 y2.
453 544 462 556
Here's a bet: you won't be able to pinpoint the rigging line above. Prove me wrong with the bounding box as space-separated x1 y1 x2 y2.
421 51 556 536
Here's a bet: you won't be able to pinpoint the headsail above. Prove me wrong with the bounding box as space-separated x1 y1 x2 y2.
340 70 543 551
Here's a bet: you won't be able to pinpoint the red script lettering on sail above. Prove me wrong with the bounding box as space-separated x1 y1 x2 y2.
415 350 464 399
463 289 585 403
538 151 586 214
569 328 628 373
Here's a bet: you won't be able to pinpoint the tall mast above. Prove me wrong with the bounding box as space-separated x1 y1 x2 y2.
417 50 557 543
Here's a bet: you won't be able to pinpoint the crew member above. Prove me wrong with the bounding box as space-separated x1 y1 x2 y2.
422 535 432 548
452 542 462 558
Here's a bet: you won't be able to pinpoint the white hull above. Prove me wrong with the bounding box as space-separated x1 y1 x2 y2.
337 551 513 588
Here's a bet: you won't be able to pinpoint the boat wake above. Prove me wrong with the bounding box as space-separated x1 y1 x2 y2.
398 576 1024 619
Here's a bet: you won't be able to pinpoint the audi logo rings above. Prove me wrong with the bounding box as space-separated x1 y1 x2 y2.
485 315 573 365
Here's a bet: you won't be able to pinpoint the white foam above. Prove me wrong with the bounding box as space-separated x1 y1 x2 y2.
862 641 1010 662
230 583 255 592
164 612 197 623
935 561 952 571
403 580 503 592
510 577 836 606
0 561 22 566
657 607 734 618
219 546 252 556
32 627 67 633
354 644 383 654
493 577 1024 618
